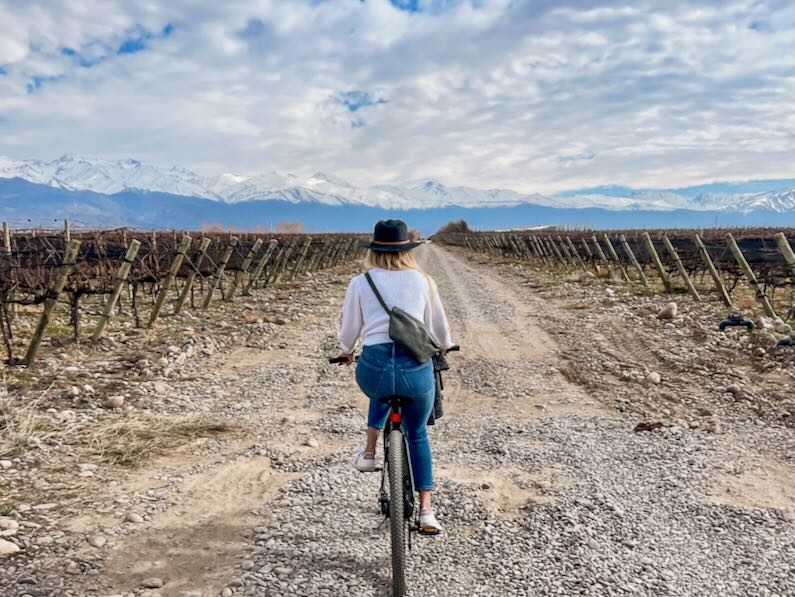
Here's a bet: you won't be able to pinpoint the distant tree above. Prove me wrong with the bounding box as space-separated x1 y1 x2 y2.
277 221 304 233
408 228 422 241
436 220 470 234
201 222 226 232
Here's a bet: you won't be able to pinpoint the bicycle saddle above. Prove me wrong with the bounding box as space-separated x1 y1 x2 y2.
379 395 414 407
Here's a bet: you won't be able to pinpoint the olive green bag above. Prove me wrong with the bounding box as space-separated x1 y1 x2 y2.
364 272 440 363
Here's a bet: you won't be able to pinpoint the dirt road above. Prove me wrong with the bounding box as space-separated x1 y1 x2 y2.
2 244 792 597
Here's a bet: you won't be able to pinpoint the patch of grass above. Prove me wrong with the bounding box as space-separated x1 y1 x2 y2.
46 323 75 338
0 396 62 458
85 414 237 467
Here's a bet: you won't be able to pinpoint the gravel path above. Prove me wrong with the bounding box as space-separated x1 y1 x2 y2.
238 245 794 597
1 244 792 597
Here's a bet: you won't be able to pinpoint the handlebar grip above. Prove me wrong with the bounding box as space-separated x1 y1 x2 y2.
719 318 754 331
328 356 351 364
446 345 460 352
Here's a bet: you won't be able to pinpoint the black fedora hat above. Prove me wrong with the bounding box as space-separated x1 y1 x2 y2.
361 219 423 252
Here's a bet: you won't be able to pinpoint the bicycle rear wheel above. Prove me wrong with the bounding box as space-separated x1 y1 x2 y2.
388 428 407 596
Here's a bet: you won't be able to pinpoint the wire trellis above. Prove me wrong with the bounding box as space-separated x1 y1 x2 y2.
0 229 365 364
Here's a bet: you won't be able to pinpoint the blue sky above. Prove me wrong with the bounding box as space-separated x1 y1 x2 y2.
0 0 793 193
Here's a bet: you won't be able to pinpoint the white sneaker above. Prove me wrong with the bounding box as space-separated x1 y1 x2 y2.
419 510 443 535
352 448 376 472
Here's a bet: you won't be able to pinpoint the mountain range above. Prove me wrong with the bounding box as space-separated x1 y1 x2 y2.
1 154 793 214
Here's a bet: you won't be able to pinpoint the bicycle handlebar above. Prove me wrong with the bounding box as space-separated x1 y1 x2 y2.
328 345 460 364
328 355 354 364
719 316 754 331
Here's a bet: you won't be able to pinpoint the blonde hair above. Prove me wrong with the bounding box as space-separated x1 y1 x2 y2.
364 249 438 297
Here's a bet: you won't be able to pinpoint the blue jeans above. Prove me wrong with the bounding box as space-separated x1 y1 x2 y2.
355 342 435 491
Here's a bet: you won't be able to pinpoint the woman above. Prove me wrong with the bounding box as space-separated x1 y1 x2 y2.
337 219 454 534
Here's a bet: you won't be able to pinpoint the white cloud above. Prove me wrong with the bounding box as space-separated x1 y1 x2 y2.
0 0 792 194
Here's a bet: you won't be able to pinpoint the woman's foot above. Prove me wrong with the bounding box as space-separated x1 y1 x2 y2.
352 448 376 472
419 509 443 535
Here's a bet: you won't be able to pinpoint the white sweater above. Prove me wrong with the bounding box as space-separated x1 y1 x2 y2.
338 268 454 354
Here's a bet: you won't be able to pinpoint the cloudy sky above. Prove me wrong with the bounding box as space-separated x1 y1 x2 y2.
0 0 792 193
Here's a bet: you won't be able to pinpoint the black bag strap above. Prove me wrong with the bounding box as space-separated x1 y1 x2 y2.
364 272 391 314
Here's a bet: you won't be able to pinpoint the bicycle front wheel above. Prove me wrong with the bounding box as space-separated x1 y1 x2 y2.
388 428 407 596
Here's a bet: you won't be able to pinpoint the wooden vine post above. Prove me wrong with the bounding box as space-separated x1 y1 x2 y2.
327 238 344 267
174 237 211 314
507 234 522 259
324 238 341 267
202 236 239 309
339 237 357 265
557 237 577 267
64 219 71 243
693 234 733 309
580 238 595 270
479 236 493 255
290 236 313 279
590 235 608 263
642 232 672 292
3 222 15 317
549 238 567 265
661 235 701 301
603 234 631 282
148 235 192 326
536 237 550 261
619 234 649 286
726 233 777 318
334 237 351 266
347 236 361 261
565 236 587 270
555 237 573 266
775 233 795 278
519 236 532 259
526 236 541 261
244 239 278 295
229 238 263 298
2 222 10 254
92 240 141 340
525 237 540 261
489 236 501 256
487 235 498 256
306 239 330 273
489 234 505 257
24 239 81 366
268 239 296 284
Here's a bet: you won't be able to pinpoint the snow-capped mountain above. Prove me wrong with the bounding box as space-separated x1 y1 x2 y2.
1 154 792 214
0 154 216 199
733 189 795 213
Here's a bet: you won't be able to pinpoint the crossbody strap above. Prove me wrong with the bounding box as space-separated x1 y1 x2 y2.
364 272 391 315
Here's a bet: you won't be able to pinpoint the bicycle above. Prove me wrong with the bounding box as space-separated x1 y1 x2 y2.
329 345 459 597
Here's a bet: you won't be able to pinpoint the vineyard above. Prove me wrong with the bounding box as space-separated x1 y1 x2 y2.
1 225 794 596
434 227 795 324
0 227 365 366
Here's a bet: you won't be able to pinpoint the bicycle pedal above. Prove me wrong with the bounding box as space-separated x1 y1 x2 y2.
418 527 441 536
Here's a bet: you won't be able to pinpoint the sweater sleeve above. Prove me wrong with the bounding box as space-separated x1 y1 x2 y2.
338 276 363 353
425 281 454 350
